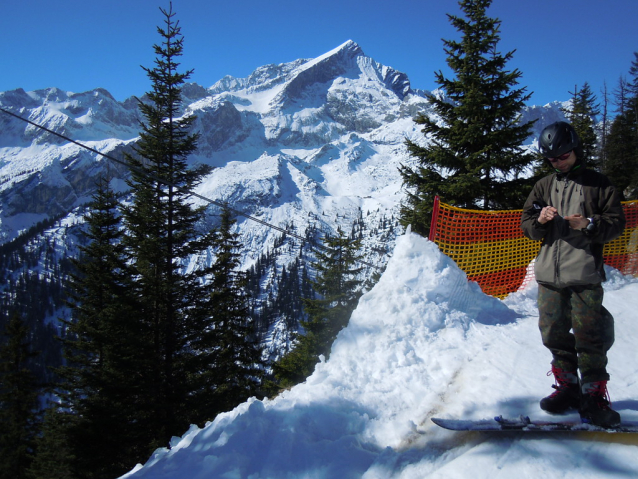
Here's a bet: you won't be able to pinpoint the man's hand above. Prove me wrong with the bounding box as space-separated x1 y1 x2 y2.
538 206 559 224
564 214 589 230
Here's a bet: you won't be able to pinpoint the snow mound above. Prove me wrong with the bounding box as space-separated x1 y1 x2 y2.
122 233 638 479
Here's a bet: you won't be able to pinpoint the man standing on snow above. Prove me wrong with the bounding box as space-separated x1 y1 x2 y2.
521 121 625 428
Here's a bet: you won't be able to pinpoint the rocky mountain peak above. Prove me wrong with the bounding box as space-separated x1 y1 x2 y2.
0 41 562 247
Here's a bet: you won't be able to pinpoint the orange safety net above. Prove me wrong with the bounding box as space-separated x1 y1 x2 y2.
429 197 638 299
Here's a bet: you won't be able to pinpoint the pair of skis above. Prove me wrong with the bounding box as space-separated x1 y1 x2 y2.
432 415 638 433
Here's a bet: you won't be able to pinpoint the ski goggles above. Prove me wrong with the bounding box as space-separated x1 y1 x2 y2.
547 150 572 162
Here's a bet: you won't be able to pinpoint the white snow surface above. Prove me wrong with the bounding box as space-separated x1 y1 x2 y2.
122 233 638 479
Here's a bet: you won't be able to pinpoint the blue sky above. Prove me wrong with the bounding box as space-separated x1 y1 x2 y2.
2 0 637 108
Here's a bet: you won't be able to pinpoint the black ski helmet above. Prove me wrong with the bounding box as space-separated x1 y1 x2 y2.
538 121 581 158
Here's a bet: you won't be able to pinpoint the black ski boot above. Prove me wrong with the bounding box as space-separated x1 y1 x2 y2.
579 380 621 428
540 366 580 413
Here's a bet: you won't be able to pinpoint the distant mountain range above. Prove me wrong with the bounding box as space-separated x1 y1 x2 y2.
0 40 566 358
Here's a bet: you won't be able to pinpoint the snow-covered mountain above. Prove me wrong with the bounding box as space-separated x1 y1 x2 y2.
0 41 415 248
0 39 566 357
120 233 638 478
0 40 562 250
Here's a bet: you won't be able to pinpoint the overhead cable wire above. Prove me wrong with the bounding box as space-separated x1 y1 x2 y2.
0 107 383 270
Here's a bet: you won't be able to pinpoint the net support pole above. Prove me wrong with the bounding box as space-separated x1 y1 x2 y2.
428 195 441 242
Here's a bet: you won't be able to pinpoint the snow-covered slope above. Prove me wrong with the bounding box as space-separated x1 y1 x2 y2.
121 233 638 479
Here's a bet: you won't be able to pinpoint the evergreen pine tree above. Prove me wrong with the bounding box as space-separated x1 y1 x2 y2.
54 176 142 478
604 110 636 199
120 4 217 450
628 52 638 128
627 52 638 194
273 228 363 388
562 82 600 167
604 54 638 199
193 208 263 416
399 0 536 236
599 82 611 171
27 406 76 479
0 313 41 479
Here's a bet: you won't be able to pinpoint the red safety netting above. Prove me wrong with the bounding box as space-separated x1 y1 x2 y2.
429 196 638 298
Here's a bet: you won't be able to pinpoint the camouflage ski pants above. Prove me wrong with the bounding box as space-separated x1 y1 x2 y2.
537 283 615 383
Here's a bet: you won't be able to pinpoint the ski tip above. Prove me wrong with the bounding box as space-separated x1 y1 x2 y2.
431 417 457 429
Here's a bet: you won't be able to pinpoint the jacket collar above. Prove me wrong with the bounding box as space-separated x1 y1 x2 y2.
555 159 584 179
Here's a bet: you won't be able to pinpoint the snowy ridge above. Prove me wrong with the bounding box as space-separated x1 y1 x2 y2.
121 233 638 478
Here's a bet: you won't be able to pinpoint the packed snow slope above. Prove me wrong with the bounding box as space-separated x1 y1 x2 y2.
122 233 638 479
